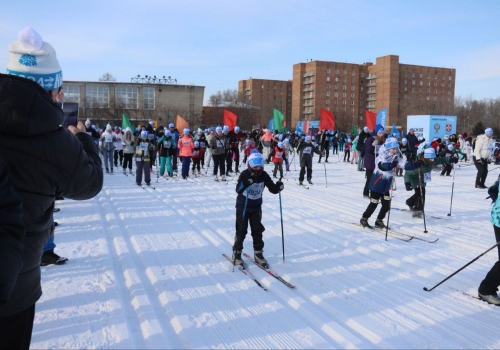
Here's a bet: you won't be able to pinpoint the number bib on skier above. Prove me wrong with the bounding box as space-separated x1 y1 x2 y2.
303 146 312 154
105 134 112 143
163 141 171 148
424 172 431 183
243 182 265 200
193 150 200 156
139 142 148 151
275 152 283 159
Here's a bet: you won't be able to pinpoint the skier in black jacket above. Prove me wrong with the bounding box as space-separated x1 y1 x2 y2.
0 27 103 349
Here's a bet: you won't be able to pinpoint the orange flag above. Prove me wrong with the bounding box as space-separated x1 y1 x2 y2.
176 115 189 131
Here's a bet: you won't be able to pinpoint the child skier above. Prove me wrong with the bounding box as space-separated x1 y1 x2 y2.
134 130 155 186
297 135 322 185
157 129 176 177
283 138 292 171
178 128 194 179
360 137 401 229
404 147 457 215
271 141 287 178
122 127 135 175
344 138 352 162
232 151 284 268
191 141 204 175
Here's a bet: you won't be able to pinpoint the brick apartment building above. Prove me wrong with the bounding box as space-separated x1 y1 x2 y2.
239 55 456 132
238 79 292 129
62 80 205 128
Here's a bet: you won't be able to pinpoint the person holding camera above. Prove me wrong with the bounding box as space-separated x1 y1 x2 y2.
474 127 495 189
0 27 103 349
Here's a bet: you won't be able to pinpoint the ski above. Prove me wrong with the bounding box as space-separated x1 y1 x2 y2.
297 184 309 189
243 253 295 288
222 254 267 291
393 208 449 220
339 221 414 242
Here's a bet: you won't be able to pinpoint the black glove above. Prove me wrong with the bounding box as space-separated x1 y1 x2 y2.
130 141 135 146
276 181 284 191
450 157 459 164
244 177 253 186
390 158 398 169
405 182 413 191
413 160 422 168
488 159 492 164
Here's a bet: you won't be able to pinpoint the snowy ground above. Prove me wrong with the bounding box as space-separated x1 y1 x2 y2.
32 154 500 349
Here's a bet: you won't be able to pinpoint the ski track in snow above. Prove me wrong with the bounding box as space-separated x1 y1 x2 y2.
31 159 500 349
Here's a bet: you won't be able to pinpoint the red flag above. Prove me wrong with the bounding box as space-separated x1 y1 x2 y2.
223 110 237 131
304 120 310 134
364 109 377 131
320 108 335 131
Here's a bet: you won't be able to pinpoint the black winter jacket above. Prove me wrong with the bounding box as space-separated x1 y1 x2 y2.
0 74 103 316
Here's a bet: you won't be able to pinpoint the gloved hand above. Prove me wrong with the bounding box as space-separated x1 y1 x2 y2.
488 159 492 164
372 140 378 147
390 158 399 169
244 177 253 186
276 181 284 191
450 157 459 164
130 141 135 147
405 182 413 191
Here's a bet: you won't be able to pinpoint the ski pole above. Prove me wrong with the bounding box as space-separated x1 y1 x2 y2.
448 164 455 216
424 240 500 292
323 162 328 188
417 168 428 233
278 176 285 263
385 170 396 241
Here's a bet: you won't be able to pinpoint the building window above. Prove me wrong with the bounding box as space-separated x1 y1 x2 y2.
426 96 430 101
326 84 330 88
351 86 355 91
335 69 339 74
343 70 347 75
143 87 155 110
342 100 346 105
326 99 330 104
449 76 452 80
335 85 338 90
326 91 330 96
327 77 330 81
326 107 330 111
427 88 430 93
427 74 430 79
352 71 355 76
351 78 355 83
360 101 363 106
335 77 339 82
434 89 437 94
404 79 407 84
327 69 331 74
412 80 415 85
86 85 109 108
412 88 415 92
351 108 355 112
334 100 338 104
342 92 346 97
343 85 346 90
427 82 431 86
334 92 338 97
351 93 355 98
404 87 408 92
420 81 423 85
64 85 80 103
115 86 139 109
405 72 408 77
434 82 438 86
351 101 355 105
261 85 264 89
412 73 415 78
420 73 423 78
361 72 364 77
343 77 347 82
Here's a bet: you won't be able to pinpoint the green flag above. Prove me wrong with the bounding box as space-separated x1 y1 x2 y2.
122 113 134 131
351 125 357 135
273 109 284 132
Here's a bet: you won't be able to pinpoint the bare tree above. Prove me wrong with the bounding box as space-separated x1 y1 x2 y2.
99 73 116 82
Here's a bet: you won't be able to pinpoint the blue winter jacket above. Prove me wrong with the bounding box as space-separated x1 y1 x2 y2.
368 145 400 194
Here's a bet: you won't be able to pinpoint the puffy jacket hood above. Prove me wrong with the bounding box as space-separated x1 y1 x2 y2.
0 74 63 136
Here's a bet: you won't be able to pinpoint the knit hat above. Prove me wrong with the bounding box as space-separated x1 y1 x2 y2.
223 125 229 132
85 119 91 126
447 144 454 150
384 137 399 150
7 27 62 90
165 129 171 136
402 138 407 144
248 152 265 169
194 141 199 147
363 126 369 132
377 127 384 135
169 123 175 128
216 126 222 133
278 142 284 148
486 128 494 135
183 128 190 135
106 124 112 131
234 126 240 133
424 148 436 159
305 136 312 142
140 130 147 138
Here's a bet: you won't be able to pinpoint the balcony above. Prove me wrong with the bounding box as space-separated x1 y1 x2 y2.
303 94 314 99
303 87 314 92
303 79 314 84
366 82 377 87
367 89 377 94
366 97 377 101
303 110 314 115
366 103 376 108
303 102 313 107
366 74 377 80
245 87 251 91
303 72 315 78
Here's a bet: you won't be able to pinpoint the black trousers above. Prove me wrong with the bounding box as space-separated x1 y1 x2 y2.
200 148 206 166
192 158 201 172
441 163 452 176
406 187 426 210
474 159 488 186
344 150 350 162
113 149 123 166
233 209 265 251
226 151 233 174
362 191 391 220
479 225 500 295
332 145 338 154
0 304 35 350
363 169 374 196
123 153 133 170
212 154 226 176
172 148 178 171
231 148 240 170
299 157 313 181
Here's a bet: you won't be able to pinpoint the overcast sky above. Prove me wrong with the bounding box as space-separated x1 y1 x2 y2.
1 0 499 105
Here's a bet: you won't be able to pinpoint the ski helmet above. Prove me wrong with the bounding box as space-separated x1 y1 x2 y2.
234 126 240 133
248 152 265 169
140 130 148 138
305 136 312 142
424 148 436 159
384 137 399 150
278 142 284 148
216 126 222 133
223 125 229 132
183 128 190 135
402 138 408 144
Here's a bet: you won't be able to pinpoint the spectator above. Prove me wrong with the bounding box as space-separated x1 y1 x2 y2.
0 26 103 349
406 128 418 160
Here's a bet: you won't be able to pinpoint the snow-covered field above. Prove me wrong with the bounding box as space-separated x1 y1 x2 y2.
32 155 500 349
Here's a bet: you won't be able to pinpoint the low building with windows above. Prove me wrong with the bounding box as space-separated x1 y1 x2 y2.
63 81 205 128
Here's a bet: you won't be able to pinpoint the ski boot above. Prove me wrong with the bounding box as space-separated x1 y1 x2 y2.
254 250 269 269
478 293 500 305
360 218 372 228
299 181 304 186
375 219 386 229
307 179 313 185
221 175 227 181
232 250 244 268
214 175 219 181
106 168 109 173
40 250 68 266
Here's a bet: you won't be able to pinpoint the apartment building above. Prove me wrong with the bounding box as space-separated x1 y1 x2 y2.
292 55 456 130
63 80 205 127
238 79 292 129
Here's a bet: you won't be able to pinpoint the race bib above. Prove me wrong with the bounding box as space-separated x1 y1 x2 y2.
147 134 154 140
303 146 312 154
135 157 142 162
424 172 431 183
139 142 148 151
200 141 206 148
163 141 171 148
243 182 265 200
86 131 92 136
216 139 224 148
193 150 200 156
275 152 283 159
105 134 112 143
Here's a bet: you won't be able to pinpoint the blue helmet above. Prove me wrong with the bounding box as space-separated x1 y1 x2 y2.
248 152 265 168
216 126 222 133
424 148 436 159
234 126 240 133
384 137 399 150
223 125 229 132
305 136 312 142
140 130 148 138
